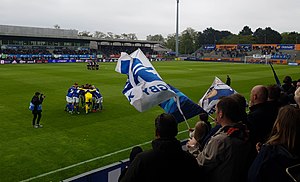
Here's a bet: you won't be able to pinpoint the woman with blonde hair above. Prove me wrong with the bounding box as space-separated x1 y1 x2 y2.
248 105 300 182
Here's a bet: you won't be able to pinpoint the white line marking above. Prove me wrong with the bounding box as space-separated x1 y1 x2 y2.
20 130 188 182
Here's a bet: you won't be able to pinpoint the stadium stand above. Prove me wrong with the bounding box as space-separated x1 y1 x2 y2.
1 25 299 65
0 25 166 63
187 44 300 65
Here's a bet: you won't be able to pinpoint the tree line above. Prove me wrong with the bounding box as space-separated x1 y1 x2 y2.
77 30 138 41
153 26 300 54
75 26 299 54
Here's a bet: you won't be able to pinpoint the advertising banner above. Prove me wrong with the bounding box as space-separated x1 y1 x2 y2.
277 44 295 50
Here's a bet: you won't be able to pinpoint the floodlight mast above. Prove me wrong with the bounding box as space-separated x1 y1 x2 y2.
175 0 179 57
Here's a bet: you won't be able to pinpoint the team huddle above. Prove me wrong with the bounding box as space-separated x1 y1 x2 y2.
65 83 103 114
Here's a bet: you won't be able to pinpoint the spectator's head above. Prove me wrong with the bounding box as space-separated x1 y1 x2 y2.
230 93 248 109
292 80 298 88
199 112 208 122
155 113 178 139
283 76 292 84
250 85 268 107
229 93 248 122
294 87 300 106
267 84 281 101
129 146 143 162
267 105 300 155
215 96 242 125
193 121 209 143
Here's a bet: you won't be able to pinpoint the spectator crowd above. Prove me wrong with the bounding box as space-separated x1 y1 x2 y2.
120 76 300 182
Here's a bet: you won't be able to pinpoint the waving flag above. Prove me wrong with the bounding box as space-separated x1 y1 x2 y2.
115 49 176 112
159 84 206 123
199 77 237 114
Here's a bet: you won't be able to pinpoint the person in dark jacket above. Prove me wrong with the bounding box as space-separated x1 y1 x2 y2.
120 113 200 182
248 105 300 182
247 85 278 145
118 146 143 182
282 76 295 95
30 92 45 128
225 74 231 86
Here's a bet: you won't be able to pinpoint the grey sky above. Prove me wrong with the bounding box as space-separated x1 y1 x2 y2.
0 0 299 40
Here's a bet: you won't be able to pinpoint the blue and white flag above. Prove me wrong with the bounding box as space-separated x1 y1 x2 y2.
115 49 176 112
159 84 206 123
199 77 237 114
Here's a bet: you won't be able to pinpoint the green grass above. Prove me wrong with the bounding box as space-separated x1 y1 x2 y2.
0 61 299 181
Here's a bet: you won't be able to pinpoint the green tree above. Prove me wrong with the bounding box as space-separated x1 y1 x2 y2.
265 27 282 43
127 33 138 40
239 26 253 36
281 32 300 44
253 27 282 44
93 31 107 38
120 33 137 40
202 27 217 44
106 32 115 39
195 31 205 47
165 34 176 51
179 27 197 54
146 34 165 42
120 33 129 40
217 30 232 41
53 24 60 29
201 28 233 44
220 34 256 44
78 31 92 37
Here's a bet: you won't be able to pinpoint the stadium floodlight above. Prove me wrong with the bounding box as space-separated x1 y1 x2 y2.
175 0 179 57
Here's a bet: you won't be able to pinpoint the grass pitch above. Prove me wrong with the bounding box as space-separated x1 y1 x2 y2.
0 61 299 181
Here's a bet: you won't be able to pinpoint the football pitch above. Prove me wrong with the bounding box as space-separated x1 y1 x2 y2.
0 61 299 181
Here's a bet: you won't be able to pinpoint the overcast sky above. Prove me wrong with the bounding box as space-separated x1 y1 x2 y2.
0 0 299 40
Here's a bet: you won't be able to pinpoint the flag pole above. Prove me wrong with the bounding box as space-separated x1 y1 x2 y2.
268 62 281 87
175 0 179 57
175 96 191 129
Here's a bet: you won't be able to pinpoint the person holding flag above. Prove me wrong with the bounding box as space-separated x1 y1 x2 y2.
196 96 252 182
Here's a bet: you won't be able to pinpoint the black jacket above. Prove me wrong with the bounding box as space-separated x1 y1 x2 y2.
121 138 200 182
247 102 278 144
31 95 44 113
248 144 300 182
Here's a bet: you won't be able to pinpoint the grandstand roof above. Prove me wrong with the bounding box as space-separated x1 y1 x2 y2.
0 24 161 45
